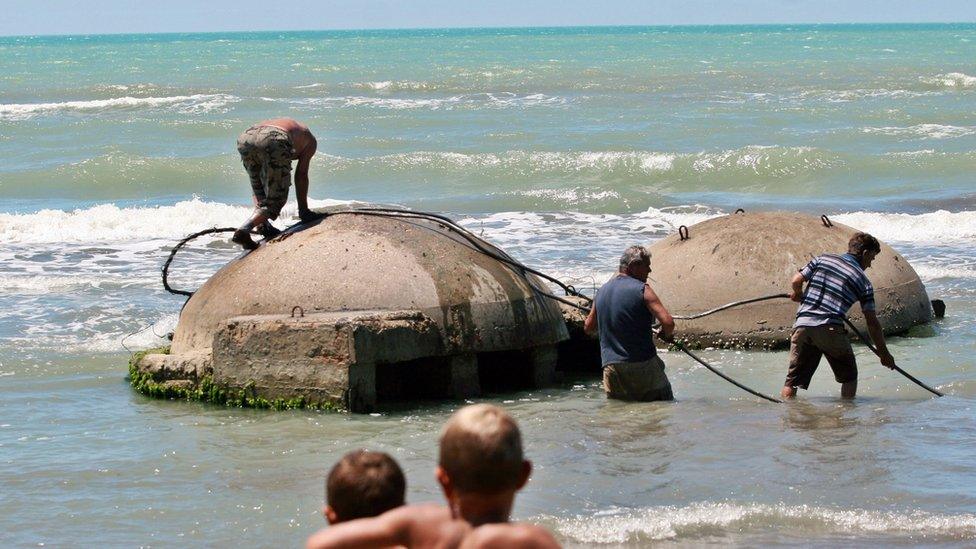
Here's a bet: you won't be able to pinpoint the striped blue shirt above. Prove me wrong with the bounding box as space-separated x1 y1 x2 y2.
794 253 875 328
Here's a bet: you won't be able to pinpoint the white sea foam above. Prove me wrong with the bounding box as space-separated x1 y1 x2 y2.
0 197 358 244
333 150 677 174
690 145 838 175
353 80 432 91
0 274 153 294
833 210 976 243
912 263 976 281
293 92 568 110
515 188 621 204
549 502 976 543
861 124 976 140
2 198 974 251
337 147 831 177
0 94 238 120
920 72 976 88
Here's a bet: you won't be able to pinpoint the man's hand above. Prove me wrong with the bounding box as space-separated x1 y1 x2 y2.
789 272 806 302
878 350 896 369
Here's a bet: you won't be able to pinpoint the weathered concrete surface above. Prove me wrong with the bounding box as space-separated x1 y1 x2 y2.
648 211 932 348
172 212 567 356
212 310 442 412
137 351 211 382
136 211 570 410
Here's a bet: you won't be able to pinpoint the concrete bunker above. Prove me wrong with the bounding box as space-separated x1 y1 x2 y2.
647 211 933 349
133 212 569 412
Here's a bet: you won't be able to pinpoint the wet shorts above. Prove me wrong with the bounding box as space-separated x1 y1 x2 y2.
236 125 295 219
785 324 857 390
603 356 674 402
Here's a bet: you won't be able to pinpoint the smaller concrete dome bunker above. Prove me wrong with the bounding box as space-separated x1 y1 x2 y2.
647 211 932 349
135 211 569 411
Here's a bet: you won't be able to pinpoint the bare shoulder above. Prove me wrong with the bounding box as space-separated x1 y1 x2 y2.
304 504 455 549
460 523 560 549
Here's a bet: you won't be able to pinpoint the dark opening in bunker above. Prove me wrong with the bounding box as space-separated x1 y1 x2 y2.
476 349 535 393
376 356 453 401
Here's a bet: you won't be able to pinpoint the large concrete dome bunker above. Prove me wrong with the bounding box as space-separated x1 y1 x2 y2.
135 211 569 411
647 211 932 349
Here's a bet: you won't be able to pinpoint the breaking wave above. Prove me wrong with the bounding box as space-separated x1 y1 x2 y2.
324 146 842 182
0 197 356 244
861 124 976 140
2 197 975 247
547 502 976 544
920 72 976 88
0 94 238 120
291 92 569 110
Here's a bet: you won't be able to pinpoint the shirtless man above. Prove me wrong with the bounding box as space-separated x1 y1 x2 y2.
232 117 323 250
305 404 559 549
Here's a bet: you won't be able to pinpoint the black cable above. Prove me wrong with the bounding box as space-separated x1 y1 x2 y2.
161 227 237 297
672 293 789 320
351 207 591 302
324 208 593 311
841 317 945 397
653 330 782 403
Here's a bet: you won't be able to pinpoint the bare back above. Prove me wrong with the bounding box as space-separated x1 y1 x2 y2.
258 117 314 158
459 523 561 549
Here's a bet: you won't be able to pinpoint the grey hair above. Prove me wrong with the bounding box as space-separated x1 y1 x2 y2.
618 245 650 271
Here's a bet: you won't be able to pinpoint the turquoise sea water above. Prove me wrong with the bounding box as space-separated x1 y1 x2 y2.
1 25 975 546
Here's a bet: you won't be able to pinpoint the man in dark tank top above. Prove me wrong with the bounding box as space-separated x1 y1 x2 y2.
584 245 676 401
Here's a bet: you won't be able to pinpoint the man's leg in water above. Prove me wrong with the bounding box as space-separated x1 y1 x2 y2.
840 380 857 399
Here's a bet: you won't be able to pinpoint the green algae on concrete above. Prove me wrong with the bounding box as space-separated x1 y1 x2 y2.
127 347 341 412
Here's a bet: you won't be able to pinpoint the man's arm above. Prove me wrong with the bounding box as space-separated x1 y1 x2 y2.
863 310 895 369
789 271 806 302
295 134 317 214
583 306 598 336
644 285 674 341
305 508 408 549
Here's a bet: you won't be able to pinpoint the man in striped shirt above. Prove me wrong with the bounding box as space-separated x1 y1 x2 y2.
782 232 896 399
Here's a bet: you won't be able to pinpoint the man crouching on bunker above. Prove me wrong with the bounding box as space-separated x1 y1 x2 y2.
584 245 676 401
232 117 324 250
782 232 896 400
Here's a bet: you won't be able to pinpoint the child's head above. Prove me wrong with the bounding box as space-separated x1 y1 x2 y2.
324 450 406 524
437 404 530 497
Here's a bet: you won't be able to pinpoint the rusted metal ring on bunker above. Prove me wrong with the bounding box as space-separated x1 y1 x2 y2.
821 214 833 227
734 208 745 214
291 306 305 318
678 225 690 241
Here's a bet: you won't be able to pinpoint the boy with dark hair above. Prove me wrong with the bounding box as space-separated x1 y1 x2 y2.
323 450 406 524
782 231 895 399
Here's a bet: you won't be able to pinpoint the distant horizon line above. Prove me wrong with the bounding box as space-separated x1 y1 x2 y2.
3 20 975 40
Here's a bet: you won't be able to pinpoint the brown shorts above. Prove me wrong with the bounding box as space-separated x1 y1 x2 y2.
236 125 295 220
785 325 857 390
603 356 674 402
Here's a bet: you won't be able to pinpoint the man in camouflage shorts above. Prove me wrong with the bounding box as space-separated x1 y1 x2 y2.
232 118 324 250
